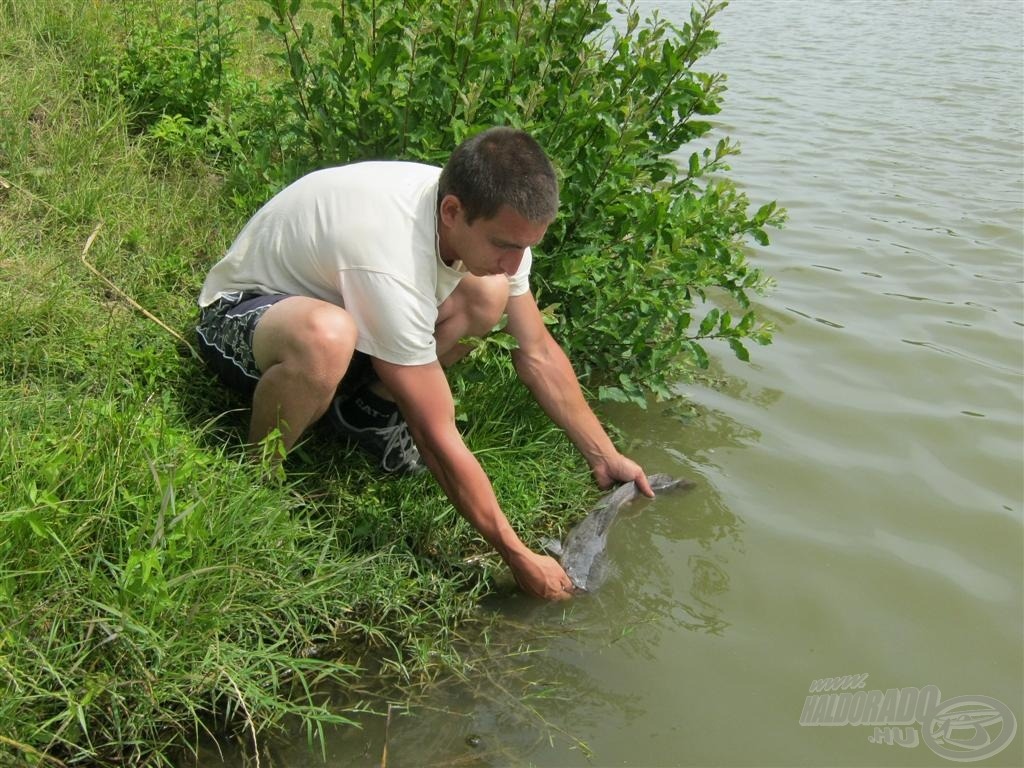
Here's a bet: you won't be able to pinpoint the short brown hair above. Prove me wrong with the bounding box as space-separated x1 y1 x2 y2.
438 127 559 223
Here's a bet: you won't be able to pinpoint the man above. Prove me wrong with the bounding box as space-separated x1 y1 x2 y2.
196 127 652 600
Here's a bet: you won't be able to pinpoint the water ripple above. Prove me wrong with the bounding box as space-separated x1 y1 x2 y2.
872 529 1015 603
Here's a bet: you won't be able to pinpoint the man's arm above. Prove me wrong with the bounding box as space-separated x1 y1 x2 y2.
505 292 653 496
372 358 576 600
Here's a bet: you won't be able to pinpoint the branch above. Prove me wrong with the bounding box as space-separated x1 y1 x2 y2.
79 223 200 360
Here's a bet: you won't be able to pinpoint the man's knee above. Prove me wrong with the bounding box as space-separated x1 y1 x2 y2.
456 275 509 336
300 303 356 345
255 299 358 388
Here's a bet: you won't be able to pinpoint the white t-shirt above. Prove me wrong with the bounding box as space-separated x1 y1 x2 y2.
198 161 532 366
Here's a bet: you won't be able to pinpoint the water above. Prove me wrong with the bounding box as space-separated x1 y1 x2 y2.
203 1 1024 765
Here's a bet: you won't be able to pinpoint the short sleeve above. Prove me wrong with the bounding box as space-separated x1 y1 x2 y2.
337 269 438 365
507 247 533 297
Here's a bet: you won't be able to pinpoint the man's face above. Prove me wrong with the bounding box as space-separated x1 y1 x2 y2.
439 195 550 278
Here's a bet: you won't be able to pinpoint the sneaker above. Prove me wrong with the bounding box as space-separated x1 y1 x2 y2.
328 394 424 474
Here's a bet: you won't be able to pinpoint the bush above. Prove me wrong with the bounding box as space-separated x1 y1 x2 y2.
109 0 783 405
253 0 784 404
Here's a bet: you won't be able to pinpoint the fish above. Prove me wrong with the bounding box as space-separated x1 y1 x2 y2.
541 473 694 593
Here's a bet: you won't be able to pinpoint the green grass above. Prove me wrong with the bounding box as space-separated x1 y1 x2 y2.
0 1 598 764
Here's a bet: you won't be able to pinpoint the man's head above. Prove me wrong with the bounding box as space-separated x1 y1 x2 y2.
438 127 559 225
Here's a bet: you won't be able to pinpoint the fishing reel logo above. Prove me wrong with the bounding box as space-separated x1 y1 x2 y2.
799 675 1018 762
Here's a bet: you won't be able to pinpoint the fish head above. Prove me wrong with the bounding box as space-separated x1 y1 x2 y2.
539 536 564 558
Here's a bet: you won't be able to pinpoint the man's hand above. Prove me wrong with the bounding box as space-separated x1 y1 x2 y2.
505 294 654 501
507 548 576 600
592 452 654 498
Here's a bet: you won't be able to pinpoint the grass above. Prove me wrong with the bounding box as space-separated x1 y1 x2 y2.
0 1 598 764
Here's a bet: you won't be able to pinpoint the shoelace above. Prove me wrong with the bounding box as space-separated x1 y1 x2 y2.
380 412 420 470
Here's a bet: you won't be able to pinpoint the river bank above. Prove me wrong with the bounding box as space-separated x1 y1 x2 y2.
0 0 783 763
0 2 598 763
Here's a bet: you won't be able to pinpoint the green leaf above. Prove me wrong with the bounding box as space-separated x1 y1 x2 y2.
753 201 776 225
689 341 709 369
598 385 632 403
728 338 750 362
25 511 49 538
698 308 719 336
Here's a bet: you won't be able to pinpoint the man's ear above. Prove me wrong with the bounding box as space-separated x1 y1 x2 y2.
438 194 463 227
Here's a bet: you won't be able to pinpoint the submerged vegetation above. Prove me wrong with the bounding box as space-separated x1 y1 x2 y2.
0 0 780 764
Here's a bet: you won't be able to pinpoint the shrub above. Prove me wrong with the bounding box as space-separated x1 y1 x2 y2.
101 0 784 404
254 0 784 404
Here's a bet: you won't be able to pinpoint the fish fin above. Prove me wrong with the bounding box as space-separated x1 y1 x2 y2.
539 537 563 558
648 473 697 493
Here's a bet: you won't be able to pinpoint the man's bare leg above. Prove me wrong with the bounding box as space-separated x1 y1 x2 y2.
435 274 510 365
250 297 358 450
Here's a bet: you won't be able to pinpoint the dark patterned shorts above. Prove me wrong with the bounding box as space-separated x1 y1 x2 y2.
195 291 289 395
195 291 375 398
